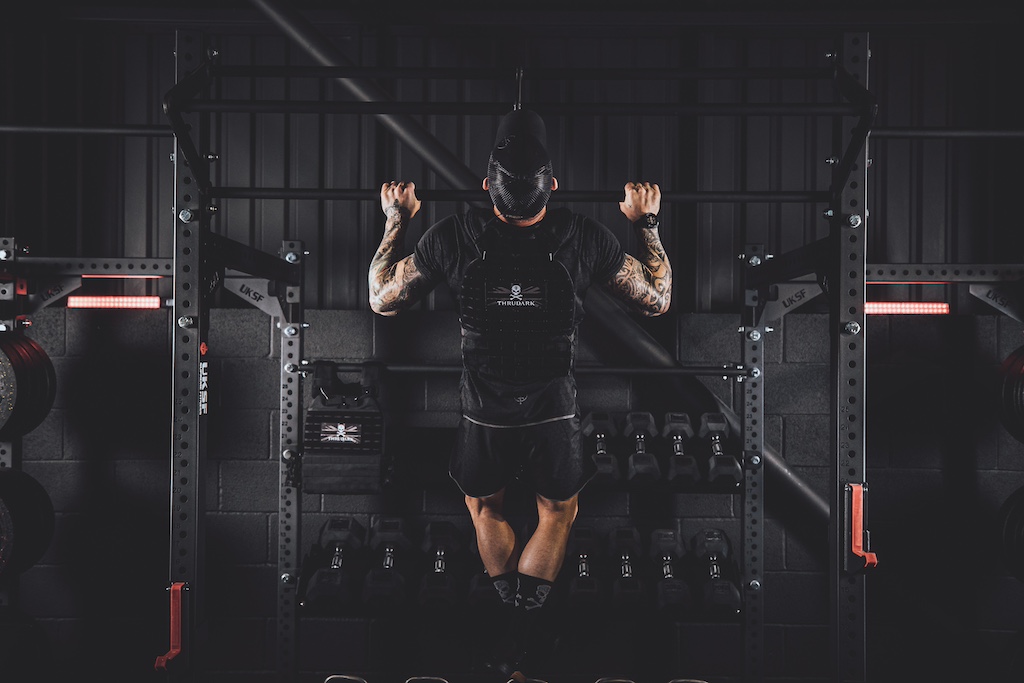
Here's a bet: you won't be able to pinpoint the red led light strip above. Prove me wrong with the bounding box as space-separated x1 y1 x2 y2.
864 302 949 315
66 296 163 309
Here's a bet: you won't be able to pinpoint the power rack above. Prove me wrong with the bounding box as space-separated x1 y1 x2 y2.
152 17 880 681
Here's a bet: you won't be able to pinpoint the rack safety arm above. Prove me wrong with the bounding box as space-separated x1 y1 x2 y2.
848 484 878 570
154 582 186 670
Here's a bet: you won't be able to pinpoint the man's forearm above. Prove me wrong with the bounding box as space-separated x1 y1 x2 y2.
368 208 410 314
634 223 672 312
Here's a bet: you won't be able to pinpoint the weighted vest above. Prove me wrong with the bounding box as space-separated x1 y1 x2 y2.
459 218 576 383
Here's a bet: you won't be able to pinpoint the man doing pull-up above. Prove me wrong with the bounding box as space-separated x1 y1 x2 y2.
368 108 672 680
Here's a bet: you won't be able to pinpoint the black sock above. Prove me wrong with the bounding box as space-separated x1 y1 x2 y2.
512 573 560 658
483 571 524 671
516 573 553 612
490 571 519 608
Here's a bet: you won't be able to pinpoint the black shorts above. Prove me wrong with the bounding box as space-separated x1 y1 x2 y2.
449 414 596 502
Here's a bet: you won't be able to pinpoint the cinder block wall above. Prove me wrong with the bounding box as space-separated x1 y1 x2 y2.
11 305 1024 682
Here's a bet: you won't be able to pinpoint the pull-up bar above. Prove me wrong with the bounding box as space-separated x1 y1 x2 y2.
207 187 829 203
212 65 836 81
182 100 863 116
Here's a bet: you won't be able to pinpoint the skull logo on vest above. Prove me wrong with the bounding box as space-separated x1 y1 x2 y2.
320 422 361 444
488 282 543 308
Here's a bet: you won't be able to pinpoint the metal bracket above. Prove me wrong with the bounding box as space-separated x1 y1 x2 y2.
22 276 83 314
223 272 285 319
761 280 824 323
969 281 1024 322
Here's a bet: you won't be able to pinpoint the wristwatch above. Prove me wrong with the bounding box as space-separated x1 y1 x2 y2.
635 212 659 230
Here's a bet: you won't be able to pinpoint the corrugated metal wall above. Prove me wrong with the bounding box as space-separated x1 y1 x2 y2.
3 10 1020 312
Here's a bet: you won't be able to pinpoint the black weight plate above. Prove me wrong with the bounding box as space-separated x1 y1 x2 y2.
0 345 17 436
0 334 55 439
0 469 55 580
997 485 1024 583
998 346 1024 444
7 335 56 436
12 335 54 401
2 335 41 435
1000 349 1023 436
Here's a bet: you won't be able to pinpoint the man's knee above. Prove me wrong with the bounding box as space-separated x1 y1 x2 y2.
536 493 579 524
465 490 505 522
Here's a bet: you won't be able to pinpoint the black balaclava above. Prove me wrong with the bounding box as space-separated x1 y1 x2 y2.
486 109 553 221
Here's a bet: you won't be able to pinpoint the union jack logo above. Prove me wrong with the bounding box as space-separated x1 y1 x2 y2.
320 422 361 444
491 284 541 300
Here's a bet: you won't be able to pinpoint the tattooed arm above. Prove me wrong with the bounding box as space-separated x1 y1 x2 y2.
603 182 672 317
368 181 434 316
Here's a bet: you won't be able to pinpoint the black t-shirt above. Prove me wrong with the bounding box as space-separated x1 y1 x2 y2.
412 206 626 426
413 206 626 319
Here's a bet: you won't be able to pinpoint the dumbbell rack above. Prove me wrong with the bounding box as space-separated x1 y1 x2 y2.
152 23 885 683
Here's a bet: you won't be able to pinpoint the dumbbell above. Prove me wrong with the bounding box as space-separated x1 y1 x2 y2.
417 521 464 609
692 528 742 619
362 516 414 611
301 516 366 613
582 411 621 488
662 412 700 489
610 526 647 611
698 412 743 491
623 411 661 487
566 524 604 610
649 528 692 616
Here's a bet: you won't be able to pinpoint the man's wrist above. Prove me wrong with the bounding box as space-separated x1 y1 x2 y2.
384 204 410 221
632 212 660 230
